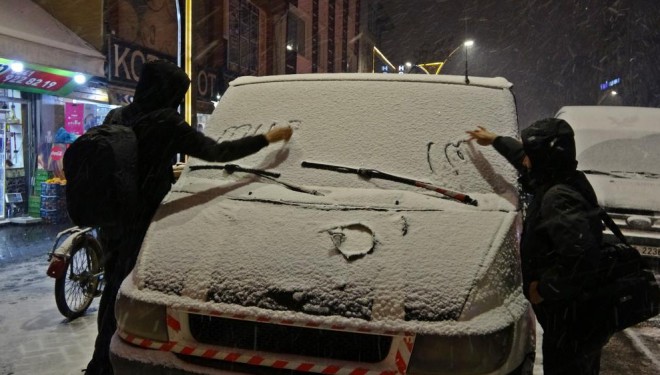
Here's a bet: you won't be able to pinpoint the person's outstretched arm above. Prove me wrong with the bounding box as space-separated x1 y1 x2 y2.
172 114 292 162
467 126 527 173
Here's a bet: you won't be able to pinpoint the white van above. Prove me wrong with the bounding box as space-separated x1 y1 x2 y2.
111 74 536 375
556 105 660 265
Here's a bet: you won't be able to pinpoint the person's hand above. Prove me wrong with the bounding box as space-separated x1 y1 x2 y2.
265 126 293 143
529 281 544 304
466 126 498 146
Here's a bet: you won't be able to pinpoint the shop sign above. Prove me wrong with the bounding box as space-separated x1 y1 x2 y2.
65 103 85 135
108 37 219 103
195 65 219 102
0 57 79 96
50 145 65 161
108 38 174 86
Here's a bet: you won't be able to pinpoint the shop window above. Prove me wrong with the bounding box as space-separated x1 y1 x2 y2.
38 96 113 179
1 89 28 219
1 91 25 170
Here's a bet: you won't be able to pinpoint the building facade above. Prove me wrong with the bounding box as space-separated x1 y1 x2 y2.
0 0 379 223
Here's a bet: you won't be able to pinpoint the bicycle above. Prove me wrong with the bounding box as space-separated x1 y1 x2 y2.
46 226 104 320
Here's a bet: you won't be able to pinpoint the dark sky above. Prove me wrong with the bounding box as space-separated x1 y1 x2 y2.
379 0 660 128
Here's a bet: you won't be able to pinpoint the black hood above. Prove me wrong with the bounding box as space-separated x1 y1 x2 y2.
132 60 191 113
521 118 578 183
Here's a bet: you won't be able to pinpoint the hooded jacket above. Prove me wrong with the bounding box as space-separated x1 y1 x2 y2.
103 60 268 217
493 118 603 303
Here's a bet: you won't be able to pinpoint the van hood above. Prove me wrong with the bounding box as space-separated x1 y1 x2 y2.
586 174 660 211
134 185 517 322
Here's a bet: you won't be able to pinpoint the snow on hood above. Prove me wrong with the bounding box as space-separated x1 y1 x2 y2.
586 174 660 211
134 183 518 324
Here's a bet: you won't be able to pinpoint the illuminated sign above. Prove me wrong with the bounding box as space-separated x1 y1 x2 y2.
600 77 621 91
108 37 218 102
0 57 81 96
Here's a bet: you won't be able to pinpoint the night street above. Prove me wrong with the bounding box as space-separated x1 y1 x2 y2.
1 1 660 374
0 254 98 375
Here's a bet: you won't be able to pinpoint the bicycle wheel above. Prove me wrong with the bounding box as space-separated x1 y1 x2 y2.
54 234 102 320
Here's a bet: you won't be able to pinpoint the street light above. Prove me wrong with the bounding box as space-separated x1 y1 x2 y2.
434 40 475 76
597 90 618 105
463 40 474 84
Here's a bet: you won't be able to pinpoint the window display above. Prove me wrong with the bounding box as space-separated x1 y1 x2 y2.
38 95 113 179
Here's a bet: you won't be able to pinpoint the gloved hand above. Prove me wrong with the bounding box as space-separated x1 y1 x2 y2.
466 126 498 146
265 126 293 143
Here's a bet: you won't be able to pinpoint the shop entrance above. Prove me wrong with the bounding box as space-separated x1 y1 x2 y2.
0 90 29 220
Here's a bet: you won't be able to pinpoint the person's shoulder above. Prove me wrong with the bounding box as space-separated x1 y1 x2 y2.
137 108 184 126
102 107 123 124
541 183 586 211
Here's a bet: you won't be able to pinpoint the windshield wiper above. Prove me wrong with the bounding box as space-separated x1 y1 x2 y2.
301 160 478 206
582 169 630 179
611 170 660 179
190 164 322 195
190 164 281 178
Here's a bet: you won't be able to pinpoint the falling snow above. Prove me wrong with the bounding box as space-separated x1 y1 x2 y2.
122 74 530 338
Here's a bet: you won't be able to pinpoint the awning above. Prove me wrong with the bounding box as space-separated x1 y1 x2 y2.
0 0 104 77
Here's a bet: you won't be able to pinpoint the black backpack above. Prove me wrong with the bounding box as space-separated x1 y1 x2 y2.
63 124 138 227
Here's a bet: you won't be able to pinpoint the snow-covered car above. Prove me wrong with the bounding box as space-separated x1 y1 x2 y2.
111 73 536 375
556 106 660 270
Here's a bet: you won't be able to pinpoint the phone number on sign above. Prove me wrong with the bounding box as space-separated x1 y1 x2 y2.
2 74 60 89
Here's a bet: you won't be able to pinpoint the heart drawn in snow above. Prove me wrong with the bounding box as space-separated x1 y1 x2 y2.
326 223 375 260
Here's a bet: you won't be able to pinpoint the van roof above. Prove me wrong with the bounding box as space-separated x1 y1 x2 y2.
231 73 513 90
556 105 660 132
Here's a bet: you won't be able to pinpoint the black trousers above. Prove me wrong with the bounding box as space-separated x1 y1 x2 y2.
535 302 610 375
85 217 151 375
542 334 602 375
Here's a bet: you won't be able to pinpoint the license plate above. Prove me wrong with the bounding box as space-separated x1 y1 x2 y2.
636 246 660 257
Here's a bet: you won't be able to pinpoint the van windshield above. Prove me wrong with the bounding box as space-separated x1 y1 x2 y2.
192 75 520 196
577 134 660 176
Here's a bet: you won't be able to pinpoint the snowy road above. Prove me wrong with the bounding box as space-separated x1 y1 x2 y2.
0 254 658 375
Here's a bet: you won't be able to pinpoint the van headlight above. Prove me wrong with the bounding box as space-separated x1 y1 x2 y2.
407 325 514 375
115 293 168 342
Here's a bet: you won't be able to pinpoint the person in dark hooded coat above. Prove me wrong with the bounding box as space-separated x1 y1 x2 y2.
467 119 610 375
84 60 292 374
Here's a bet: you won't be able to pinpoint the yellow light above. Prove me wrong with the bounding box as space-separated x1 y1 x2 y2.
373 46 396 71
184 0 193 127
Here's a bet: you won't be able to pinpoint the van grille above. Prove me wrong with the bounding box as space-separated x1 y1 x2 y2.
188 314 392 363
604 209 660 247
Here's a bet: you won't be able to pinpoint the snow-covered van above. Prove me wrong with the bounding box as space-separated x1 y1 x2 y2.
111 74 536 375
556 106 660 267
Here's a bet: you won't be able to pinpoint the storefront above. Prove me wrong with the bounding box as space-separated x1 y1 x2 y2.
0 0 107 223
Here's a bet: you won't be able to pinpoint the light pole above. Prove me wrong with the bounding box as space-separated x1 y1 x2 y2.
434 40 475 76
463 40 474 84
